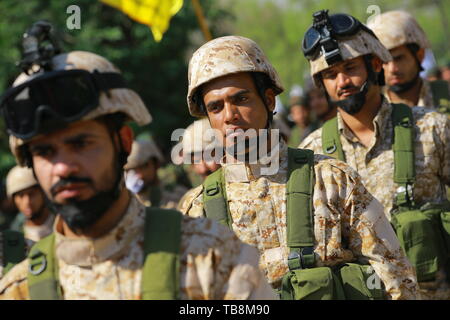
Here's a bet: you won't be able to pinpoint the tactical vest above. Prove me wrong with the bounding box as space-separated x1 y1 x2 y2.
27 207 182 300
429 80 450 115
321 103 450 283
203 148 384 300
1 230 26 275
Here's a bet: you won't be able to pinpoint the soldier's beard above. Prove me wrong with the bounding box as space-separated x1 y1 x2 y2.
46 164 123 233
388 71 420 93
327 81 369 115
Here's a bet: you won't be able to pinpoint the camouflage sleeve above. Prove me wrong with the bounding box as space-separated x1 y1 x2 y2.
179 216 276 300
0 259 30 300
330 160 419 300
298 127 323 152
177 185 205 218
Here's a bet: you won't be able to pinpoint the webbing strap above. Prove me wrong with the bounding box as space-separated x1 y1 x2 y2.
321 117 345 161
2 230 26 274
391 103 415 184
202 168 232 228
429 80 450 108
28 233 62 300
141 207 182 300
286 148 316 270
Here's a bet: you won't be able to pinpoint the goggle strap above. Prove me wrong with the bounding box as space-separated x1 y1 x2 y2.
91 71 128 92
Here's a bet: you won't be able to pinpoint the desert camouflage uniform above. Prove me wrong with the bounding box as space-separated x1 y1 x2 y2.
0 195 276 300
179 140 419 300
300 98 450 299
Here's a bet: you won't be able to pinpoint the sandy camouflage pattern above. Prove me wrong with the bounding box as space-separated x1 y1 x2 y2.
0 195 275 300
187 36 284 117
124 139 164 170
367 10 431 50
383 79 435 109
300 99 450 299
179 141 419 299
308 29 392 80
6 166 38 197
136 184 189 209
9 51 151 166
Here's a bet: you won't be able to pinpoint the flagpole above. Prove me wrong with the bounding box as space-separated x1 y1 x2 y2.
191 0 212 41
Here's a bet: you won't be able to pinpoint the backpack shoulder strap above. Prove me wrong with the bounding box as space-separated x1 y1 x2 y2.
321 117 345 161
391 103 415 184
429 80 450 107
142 207 182 300
2 230 26 274
286 148 315 270
27 233 62 300
391 103 415 207
202 168 232 228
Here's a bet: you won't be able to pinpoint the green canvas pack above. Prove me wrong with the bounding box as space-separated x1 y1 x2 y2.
27 207 182 300
203 147 384 300
1 230 26 275
322 103 450 283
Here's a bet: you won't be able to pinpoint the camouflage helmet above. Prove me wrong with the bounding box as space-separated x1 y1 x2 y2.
367 10 431 50
124 138 164 170
187 36 284 117
6 165 39 197
306 14 392 82
9 51 151 166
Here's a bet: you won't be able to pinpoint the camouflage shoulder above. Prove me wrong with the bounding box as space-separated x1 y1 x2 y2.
298 126 324 151
412 106 449 133
177 185 204 215
180 214 239 248
0 259 29 299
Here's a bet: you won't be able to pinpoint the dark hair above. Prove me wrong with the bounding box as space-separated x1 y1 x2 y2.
406 43 424 72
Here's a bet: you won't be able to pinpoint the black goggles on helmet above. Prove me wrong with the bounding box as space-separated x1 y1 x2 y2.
0 69 128 140
302 10 377 65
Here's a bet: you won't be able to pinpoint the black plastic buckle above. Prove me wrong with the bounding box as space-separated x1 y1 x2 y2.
287 247 315 271
29 250 47 276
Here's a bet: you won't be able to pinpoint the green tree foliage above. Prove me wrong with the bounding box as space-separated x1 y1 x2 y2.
0 0 233 176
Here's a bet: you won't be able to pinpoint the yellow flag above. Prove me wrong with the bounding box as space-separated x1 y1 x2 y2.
101 0 184 42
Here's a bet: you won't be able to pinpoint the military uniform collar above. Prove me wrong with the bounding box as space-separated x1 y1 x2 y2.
221 139 288 182
54 195 145 266
337 97 391 145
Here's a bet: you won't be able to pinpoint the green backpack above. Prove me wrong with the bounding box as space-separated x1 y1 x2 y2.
429 80 450 116
27 207 182 300
322 103 450 283
203 148 384 300
1 230 26 275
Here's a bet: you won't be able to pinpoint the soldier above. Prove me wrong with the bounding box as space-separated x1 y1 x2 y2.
174 118 221 188
299 10 450 299
178 34 419 299
6 166 54 243
304 82 336 125
124 139 188 208
0 23 274 299
368 10 450 110
287 98 318 148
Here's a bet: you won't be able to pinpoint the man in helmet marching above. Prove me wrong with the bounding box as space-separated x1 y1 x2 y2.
0 22 274 300
179 35 418 299
300 10 450 299
368 10 450 110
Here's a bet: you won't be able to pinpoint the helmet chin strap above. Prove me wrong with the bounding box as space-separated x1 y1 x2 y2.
325 80 370 115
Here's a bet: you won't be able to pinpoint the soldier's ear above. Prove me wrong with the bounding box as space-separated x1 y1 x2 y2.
118 125 134 155
371 56 383 73
416 48 425 63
